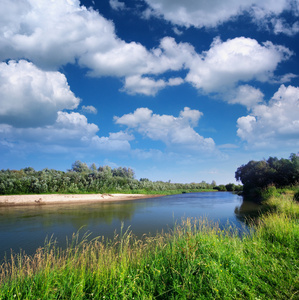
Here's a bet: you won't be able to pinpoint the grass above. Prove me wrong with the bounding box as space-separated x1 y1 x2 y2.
0 193 298 299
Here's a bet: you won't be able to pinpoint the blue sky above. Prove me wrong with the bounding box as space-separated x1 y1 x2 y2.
0 0 299 184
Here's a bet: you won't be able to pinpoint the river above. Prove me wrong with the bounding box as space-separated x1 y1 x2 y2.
0 192 260 260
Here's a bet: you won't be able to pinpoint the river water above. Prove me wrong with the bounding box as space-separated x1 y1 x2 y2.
0 192 260 260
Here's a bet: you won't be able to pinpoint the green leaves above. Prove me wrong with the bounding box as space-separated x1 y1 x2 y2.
235 153 299 192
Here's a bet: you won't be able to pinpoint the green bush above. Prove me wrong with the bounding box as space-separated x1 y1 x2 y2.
260 185 278 200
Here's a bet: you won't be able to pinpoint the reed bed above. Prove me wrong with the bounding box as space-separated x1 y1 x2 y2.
0 194 298 299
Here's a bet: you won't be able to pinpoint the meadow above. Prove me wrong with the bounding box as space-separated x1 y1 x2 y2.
0 190 298 299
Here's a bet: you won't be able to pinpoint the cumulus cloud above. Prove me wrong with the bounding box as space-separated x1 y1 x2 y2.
272 18 299 36
109 131 135 141
226 85 264 109
0 111 133 153
185 37 292 93
0 0 157 77
0 1 294 97
123 75 184 96
109 0 126 11
143 0 297 32
0 0 120 69
0 0 197 95
123 76 167 96
81 105 98 114
83 36 194 80
0 60 80 127
122 36 291 96
0 112 98 146
237 85 299 148
114 107 215 152
91 136 131 152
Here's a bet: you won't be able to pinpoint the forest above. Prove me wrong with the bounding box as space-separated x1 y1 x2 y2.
0 160 232 195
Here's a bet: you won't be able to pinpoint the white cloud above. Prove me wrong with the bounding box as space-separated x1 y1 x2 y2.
185 37 292 93
83 36 194 80
173 27 183 36
227 85 264 109
0 111 133 153
272 18 299 35
114 107 215 152
0 112 98 146
0 0 116 68
123 75 184 96
91 136 131 152
168 77 184 86
82 105 98 114
120 36 292 96
143 0 295 31
114 107 153 127
179 107 203 127
237 85 299 148
0 60 80 127
123 75 167 96
271 73 298 84
109 131 135 141
1 1 196 96
0 1 293 97
109 0 126 11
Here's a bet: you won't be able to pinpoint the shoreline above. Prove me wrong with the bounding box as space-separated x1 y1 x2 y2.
0 193 163 207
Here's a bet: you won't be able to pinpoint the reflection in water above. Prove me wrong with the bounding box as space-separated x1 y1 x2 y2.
0 192 261 260
234 200 262 225
0 201 149 229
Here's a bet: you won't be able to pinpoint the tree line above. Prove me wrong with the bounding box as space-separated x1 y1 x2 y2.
0 161 221 195
235 153 299 197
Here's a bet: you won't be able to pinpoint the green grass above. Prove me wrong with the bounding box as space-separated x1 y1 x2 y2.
0 193 298 299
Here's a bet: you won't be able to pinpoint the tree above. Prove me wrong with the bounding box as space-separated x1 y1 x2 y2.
225 183 235 191
71 161 89 173
211 180 217 187
89 163 97 173
23 167 35 174
213 185 226 191
235 153 299 192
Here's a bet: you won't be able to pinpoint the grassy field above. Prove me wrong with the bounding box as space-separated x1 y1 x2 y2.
0 191 298 299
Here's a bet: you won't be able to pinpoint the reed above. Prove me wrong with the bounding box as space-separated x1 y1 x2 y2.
0 194 298 299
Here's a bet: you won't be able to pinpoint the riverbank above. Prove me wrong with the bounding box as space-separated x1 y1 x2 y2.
0 191 298 299
0 193 162 206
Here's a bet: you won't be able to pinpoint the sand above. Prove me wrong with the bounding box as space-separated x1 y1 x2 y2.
0 193 162 206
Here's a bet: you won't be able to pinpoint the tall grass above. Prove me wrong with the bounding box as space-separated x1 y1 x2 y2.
0 194 298 299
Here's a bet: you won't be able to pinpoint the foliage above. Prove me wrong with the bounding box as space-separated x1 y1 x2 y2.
0 161 218 195
235 153 299 195
213 184 227 191
0 193 298 299
213 183 243 192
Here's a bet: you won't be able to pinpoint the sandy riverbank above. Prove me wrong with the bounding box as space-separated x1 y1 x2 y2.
0 193 163 207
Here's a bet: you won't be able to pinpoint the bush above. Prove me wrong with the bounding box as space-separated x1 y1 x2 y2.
260 185 278 200
213 185 226 191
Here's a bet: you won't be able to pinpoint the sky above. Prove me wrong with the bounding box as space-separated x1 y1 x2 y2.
0 0 299 184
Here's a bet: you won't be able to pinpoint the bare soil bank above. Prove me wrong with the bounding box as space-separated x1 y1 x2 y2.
0 194 162 207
